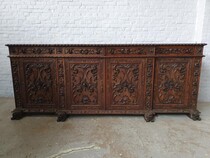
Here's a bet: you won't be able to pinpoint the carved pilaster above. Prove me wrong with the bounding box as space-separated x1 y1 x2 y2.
11 60 22 108
145 58 155 121
145 59 153 110
191 59 201 110
57 59 65 108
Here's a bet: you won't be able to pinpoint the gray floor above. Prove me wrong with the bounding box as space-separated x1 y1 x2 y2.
0 97 210 158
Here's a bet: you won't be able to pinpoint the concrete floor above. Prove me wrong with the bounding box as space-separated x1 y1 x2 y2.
0 98 210 158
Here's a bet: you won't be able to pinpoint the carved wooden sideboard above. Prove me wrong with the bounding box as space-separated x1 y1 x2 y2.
6 44 206 122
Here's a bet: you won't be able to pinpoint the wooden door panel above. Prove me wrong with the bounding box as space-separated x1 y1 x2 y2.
21 59 57 109
65 59 105 110
154 58 191 109
106 58 145 110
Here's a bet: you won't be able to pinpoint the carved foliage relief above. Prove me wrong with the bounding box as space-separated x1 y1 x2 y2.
64 48 103 55
111 64 140 105
108 47 151 55
156 47 194 55
191 59 201 109
71 64 99 105
145 59 153 110
10 47 55 55
157 61 188 104
11 60 22 107
24 63 54 104
58 59 65 108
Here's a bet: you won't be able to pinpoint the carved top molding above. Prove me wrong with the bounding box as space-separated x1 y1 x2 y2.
6 43 207 47
7 44 206 56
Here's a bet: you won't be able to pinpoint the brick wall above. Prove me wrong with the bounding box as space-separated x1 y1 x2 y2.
0 0 209 102
200 0 210 102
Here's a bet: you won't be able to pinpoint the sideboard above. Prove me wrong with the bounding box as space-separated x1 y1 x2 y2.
6 44 206 122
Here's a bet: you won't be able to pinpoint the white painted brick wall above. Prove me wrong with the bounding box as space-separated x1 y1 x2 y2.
0 0 209 102
200 0 210 102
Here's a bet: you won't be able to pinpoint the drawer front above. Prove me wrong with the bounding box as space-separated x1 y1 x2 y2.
9 46 56 55
62 47 105 56
155 46 195 56
20 59 58 109
107 46 154 56
65 58 105 110
106 58 147 110
154 58 192 109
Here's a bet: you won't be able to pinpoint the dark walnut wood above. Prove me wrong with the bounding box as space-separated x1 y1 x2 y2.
7 44 206 122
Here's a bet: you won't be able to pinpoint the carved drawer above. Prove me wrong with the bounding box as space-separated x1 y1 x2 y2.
107 46 155 56
62 47 105 56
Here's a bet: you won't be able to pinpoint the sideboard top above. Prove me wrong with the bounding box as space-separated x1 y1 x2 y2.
5 43 207 47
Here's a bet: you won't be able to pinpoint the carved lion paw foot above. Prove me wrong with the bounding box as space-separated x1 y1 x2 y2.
57 112 68 122
188 110 201 121
144 112 155 122
11 109 24 120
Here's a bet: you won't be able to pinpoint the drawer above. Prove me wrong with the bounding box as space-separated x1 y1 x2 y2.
61 47 105 56
107 46 155 56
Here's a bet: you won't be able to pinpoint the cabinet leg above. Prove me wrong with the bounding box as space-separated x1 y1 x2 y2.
11 109 24 120
57 112 68 122
144 112 155 122
188 110 201 121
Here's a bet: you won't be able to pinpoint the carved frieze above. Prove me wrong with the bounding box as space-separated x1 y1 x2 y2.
64 48 103 55
156 47 194 55
18 47 55 55
108 47 151 55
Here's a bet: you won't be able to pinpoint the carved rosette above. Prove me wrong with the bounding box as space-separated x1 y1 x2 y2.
58 59 65 108
11 60 22 108
56 47 63 54
157 61 187 104
64 48 103 55
191 59 201 109
25 63 53 104
10 47 18 54
71 64 99 105
195 46 203 55
156 47 194 55
145 59 153 110
112 64 139 105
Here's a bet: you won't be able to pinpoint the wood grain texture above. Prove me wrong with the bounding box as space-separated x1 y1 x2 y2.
7 44 205 122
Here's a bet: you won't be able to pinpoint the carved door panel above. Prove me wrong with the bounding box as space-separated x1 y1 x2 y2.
106 58 145 110
20 59 57 109
65 59 105 110
154 58 192 109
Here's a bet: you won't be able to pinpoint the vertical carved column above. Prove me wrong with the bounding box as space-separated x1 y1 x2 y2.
57 59 65 108
11 60 24 120
144 58 155 122
57 59 68 122
189 58 202 121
